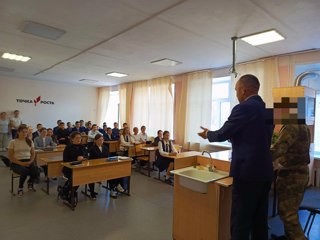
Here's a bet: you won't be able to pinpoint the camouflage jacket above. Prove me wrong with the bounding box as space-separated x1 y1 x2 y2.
271 124 311 169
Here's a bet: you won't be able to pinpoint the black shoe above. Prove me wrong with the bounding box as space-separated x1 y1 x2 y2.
271 234 287 240
164 178 172 184
90 193 97 200
28 183 36 192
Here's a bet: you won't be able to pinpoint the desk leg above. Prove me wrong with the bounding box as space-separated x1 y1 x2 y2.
41 176 50 195
127 176 131 196
70 186 76 210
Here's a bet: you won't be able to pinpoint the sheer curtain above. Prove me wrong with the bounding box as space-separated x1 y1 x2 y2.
119 83 133 126
131 80 149 131
173 74 188 146
231 58 280 108
185 70 213 146
149 76 174 137
96 87 110 126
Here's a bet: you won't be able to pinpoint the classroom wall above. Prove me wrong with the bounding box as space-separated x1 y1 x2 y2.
0 76 98 129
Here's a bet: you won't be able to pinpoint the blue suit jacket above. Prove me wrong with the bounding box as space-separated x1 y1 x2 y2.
207 95 274 181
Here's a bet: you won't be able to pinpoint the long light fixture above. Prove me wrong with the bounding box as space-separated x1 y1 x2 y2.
106 72 128 78
240 29 285 46
1 52 31 62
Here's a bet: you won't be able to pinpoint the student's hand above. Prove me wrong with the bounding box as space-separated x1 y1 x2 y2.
198 126 209 139
77 156 84 161
169 152 178 156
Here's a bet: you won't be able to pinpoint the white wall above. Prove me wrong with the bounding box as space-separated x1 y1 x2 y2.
0 76 98 129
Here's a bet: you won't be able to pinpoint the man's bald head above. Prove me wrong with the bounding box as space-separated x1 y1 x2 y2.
238 74 260 93
236 74 260 103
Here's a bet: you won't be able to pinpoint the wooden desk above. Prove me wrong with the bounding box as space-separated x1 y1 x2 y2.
61 158 132 210
104 141 120 154
35 148 64 166
38 156 63 194
139 146 158 177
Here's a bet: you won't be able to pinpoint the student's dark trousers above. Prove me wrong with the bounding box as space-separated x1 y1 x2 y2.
231 179 272 240
11 160 38 188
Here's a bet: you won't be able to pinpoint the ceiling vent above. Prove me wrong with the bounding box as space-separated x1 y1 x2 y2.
79 79 99 84
22 21 66 40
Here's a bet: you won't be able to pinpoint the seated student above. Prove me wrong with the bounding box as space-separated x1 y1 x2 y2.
34 128 57 149
89 134 125 198
112 122 120 140
8 125 37 197
87 124 100 149
72 121 81 132
131 127 142 144
120 127 133 156
152 130 163 146
157 131 177 183
138 125 148 143
53 120 62 136
34 127 57 177
122 122 128 129
85 122 92 135
79 120 87 133
56 122 69 145
47 128 58 144
32 123 42 140
99 124 107 135
66 122 73 134
103 127 114 141
62 131 88 201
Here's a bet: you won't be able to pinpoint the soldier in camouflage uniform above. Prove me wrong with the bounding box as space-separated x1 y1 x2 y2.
271 124 311 240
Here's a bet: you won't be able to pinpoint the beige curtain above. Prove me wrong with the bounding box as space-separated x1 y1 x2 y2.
131 80 149 131
119 83 133 126
173 74 188 146
185 70 213 147
96 87 110 126
232 57 280 108
149 76 174 137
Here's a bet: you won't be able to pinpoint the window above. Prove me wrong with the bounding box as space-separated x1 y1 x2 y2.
105 91 119 126
211 76 231 130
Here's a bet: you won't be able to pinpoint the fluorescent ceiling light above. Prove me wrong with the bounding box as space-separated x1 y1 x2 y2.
106 72 128 78
151 58 182 66
22 21 66 40
79 79 99 84
240 30 285 46
1 52 31 62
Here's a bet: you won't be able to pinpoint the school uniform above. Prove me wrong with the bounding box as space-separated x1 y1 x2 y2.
156 140 177 172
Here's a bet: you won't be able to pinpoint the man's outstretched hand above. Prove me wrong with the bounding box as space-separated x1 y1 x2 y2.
198 126 209 139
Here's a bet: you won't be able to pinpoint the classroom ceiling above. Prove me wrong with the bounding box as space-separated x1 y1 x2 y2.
0 0 319 87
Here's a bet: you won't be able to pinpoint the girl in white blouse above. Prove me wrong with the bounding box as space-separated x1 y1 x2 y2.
8 125 37 197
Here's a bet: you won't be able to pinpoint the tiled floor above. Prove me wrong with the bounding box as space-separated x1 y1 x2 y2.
1 157 319 240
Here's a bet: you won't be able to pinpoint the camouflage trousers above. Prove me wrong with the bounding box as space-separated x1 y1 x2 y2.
276 167 309 240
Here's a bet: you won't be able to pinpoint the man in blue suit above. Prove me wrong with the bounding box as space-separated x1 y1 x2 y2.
199 74 274 240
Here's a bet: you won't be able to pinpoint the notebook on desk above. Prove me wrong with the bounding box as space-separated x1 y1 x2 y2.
106 156 131 162
42 147 55 151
